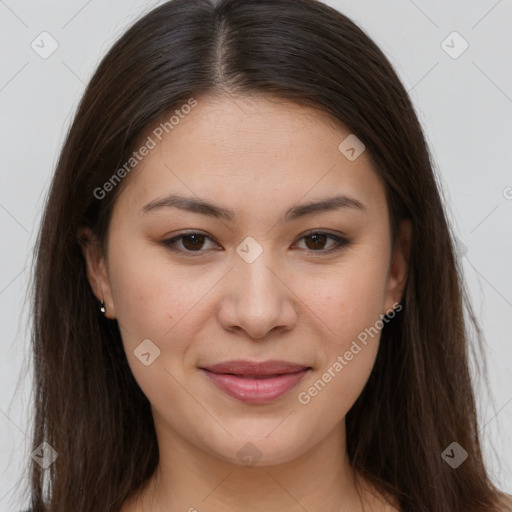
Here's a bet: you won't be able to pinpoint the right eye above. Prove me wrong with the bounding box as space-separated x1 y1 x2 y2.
160 231 220 256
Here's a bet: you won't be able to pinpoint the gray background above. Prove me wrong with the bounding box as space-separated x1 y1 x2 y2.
1 0 511 509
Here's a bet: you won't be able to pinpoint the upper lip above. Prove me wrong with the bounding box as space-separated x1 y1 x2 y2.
201 360 311 376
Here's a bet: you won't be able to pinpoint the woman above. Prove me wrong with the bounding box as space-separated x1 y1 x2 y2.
22 0 511 510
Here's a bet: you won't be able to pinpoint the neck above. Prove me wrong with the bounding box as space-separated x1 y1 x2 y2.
125 412 387 512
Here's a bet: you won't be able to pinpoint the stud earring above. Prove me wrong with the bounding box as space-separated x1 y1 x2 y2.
99 300 106 314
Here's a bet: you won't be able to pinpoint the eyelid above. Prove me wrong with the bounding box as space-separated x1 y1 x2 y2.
160 229 351 257
160 230 219 256
292 230 350 254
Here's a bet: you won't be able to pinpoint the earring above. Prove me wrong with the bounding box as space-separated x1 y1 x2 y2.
99 300 106 314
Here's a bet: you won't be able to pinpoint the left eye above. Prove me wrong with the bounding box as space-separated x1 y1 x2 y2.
161 231 350 256
293 231 349 253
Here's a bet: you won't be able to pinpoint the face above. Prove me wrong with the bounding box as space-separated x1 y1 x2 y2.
82 94 410 467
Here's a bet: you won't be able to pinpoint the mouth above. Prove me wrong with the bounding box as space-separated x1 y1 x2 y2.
200 360 312 404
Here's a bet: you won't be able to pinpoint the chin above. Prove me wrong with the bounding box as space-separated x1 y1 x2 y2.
202 429 314 468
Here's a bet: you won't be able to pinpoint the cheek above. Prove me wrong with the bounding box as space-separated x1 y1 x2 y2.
106 251 199 406
293 251 387 411
107 241 225 375
299 342 379 424
296 279 383 422
295 252 389 346
106 242 195 359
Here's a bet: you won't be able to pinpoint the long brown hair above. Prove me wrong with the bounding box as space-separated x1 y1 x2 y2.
20 0 510 510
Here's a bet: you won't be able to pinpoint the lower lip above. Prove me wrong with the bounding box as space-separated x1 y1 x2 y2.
202 368 310 404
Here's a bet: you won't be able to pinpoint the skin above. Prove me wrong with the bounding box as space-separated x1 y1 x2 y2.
81 93 411 512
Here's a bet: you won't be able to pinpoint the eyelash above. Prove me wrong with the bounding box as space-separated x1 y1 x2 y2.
160 230 351 257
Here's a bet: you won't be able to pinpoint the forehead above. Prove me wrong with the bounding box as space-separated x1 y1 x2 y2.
113 94 387 224
162 94 349 155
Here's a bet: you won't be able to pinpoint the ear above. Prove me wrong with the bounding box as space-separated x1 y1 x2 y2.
384 218 412 313
77 227 116 319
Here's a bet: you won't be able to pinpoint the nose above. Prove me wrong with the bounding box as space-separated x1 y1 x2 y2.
217 250 299 340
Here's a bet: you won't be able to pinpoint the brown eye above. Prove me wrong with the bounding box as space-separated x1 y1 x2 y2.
161 232 218 256
295 231 350 253
303 233 329 250
180 233 207 251
161 230 350 257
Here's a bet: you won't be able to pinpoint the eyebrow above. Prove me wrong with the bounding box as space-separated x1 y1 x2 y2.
141 193 366 223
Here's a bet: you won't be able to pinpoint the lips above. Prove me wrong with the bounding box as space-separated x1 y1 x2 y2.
200 360 312 404
203 360 310 376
